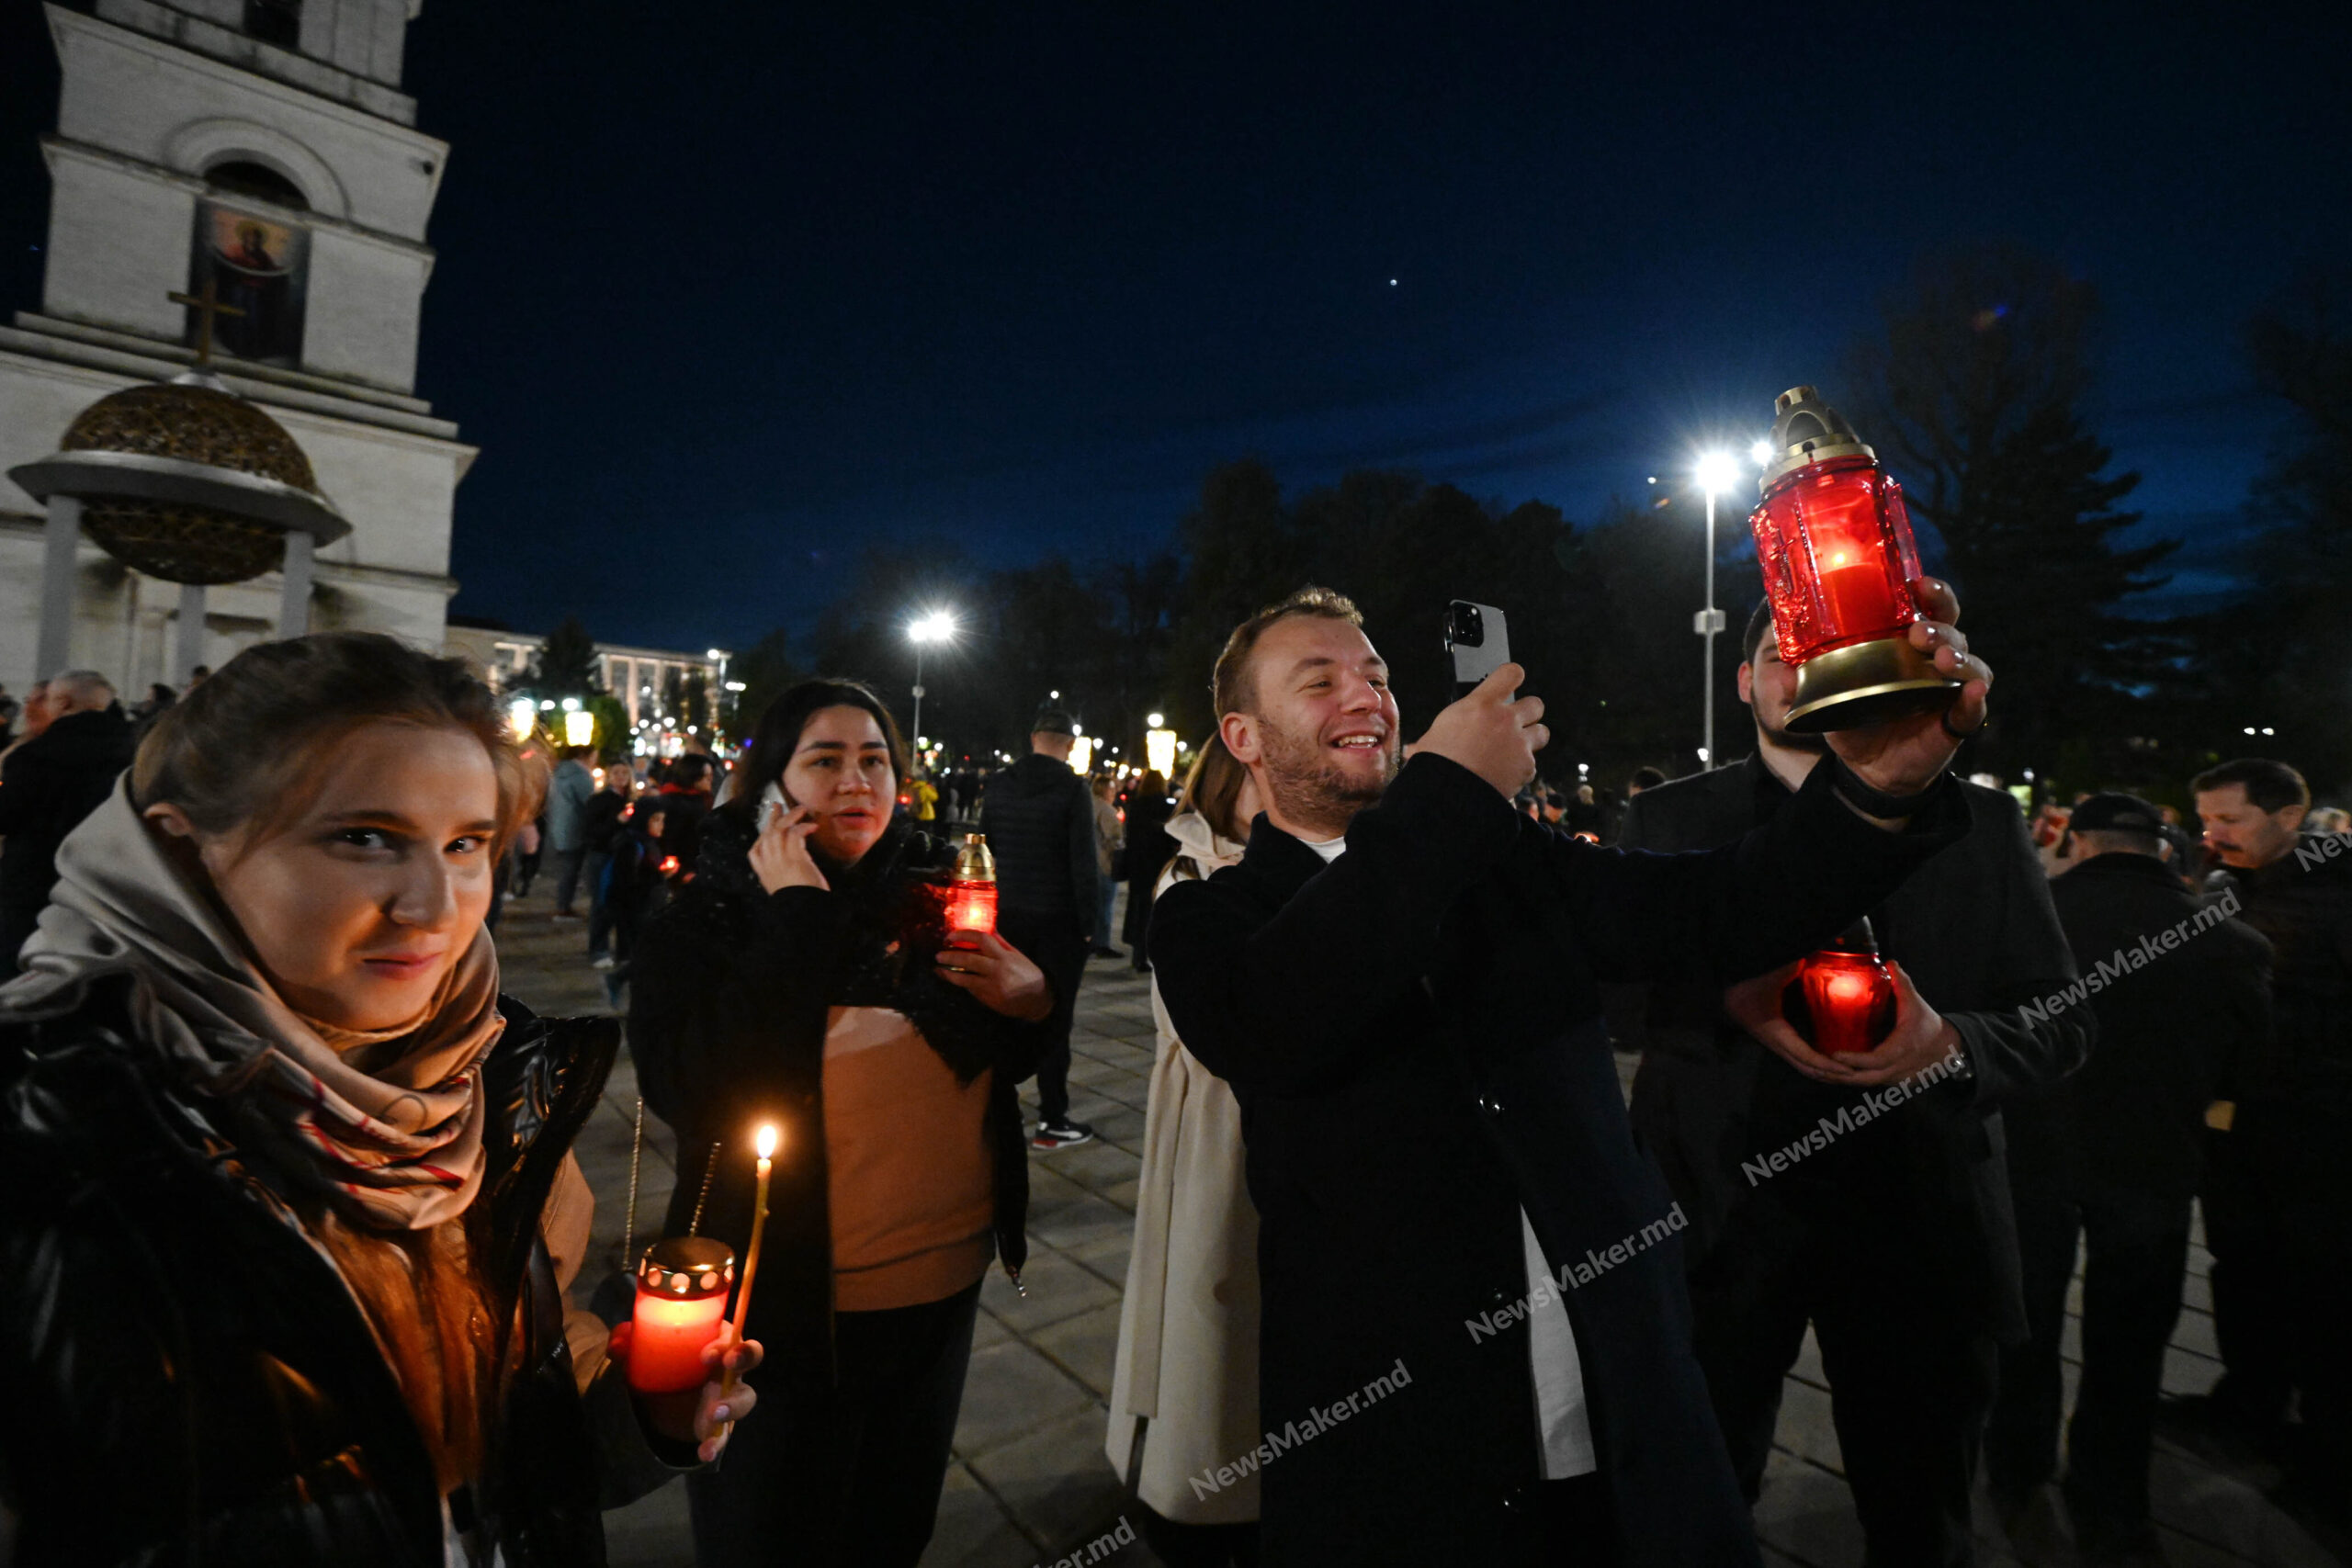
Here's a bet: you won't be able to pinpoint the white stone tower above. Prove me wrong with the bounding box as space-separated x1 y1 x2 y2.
0 0 473 688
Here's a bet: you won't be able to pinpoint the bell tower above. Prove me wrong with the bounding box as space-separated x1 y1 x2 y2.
0 0 475 684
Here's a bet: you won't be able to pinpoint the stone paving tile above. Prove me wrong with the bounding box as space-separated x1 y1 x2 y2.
1061 1232 1133 1292
600 1478 693 1568
1030 1301 1125 1399
919 1465 1050 1568
980 1244 1122 1335
953 1338 1098 1457
967 1406 1132 1549
1029 1192 1137 1252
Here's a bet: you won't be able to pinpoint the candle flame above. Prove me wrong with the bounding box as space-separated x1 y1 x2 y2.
756 1124 779 1160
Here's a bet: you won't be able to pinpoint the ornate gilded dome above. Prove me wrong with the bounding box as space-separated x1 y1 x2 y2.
25 375 344 585
60 379 317 491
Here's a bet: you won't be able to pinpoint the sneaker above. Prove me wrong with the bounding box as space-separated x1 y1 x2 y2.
1031 1119 1094 1151
590 954 616 970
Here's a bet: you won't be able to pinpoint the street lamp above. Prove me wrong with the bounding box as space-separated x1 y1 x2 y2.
908 612 956 741
1693 451 1742 771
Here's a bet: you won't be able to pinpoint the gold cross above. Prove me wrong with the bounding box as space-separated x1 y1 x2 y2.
167 277 246 368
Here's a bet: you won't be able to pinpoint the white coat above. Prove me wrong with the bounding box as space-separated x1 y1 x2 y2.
1104 808 1262 1523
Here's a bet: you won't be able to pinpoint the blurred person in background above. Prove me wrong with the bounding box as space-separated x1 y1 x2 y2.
544 744 596 919
1091 773 1125 958
1 670 136 973
2177 759 2352 1526
583 759 637 966
979 704 1102 1150
1123 769 1176 973
1109 735 1264 1567
1988 793 2272 1561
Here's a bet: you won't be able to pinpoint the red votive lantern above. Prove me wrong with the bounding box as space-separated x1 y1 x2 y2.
1747 386 1962 732
947 832 998 935
628 1236 735 1394
1782 919 1899 1056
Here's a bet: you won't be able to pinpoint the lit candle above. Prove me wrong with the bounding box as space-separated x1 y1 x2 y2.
947 833 998 935
718 1124 779 1423
1814 555 1902 642
628 1237 736 1393
1781 919 1899 1055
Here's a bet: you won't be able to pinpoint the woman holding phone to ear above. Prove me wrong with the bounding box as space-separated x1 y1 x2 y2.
628 678 1055 1568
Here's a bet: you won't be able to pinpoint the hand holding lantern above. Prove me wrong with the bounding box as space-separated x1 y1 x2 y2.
1747 387 1968 734
946 833 999 934
1781 919 1898 1056
1726 942 1965 1089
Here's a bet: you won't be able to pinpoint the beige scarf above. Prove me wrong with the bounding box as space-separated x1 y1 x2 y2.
2 778 504 1232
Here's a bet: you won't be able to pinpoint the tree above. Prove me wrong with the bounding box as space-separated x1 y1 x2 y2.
532 615 603 700
725 628 801 740
2202 273 2352 792
1844 245 2178 787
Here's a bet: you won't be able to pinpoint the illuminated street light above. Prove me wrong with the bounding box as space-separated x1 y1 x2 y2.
564 708 595 748
907 612 958 740
1145 726 1179 779
508 697 537 741
1691 452 1741 771
1750 437 1775 466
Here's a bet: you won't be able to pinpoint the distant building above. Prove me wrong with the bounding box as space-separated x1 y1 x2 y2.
443 619 731 744
2 0 471 688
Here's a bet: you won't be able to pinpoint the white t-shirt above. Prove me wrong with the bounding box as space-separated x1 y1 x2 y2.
1297 831 1598 1480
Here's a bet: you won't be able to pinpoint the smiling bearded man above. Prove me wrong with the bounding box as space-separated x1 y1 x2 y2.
1147 584 1995 1567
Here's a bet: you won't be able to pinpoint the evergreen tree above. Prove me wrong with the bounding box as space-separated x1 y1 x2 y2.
531 615 604 700
1845 245 2177 785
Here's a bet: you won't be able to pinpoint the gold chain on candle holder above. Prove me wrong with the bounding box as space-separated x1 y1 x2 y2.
687 1139 719 1236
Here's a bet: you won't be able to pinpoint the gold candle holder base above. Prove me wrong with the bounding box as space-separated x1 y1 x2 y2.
1784 634 1963 734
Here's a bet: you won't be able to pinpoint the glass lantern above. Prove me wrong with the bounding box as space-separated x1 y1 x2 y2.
1747 387 1962 732
1781 919 1899 1056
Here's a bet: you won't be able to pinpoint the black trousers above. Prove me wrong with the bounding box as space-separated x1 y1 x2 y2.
686 1280 983 1568
1690 1188 1998 1568
1986 1189 2189 1533
997 908 1089 1124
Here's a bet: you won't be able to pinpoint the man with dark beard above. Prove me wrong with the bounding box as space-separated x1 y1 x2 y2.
1149 585 1996 1567
1617 600 2089 1565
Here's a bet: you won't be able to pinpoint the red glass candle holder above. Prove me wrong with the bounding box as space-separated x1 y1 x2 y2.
1781 919 1899 1056
628 1236 735 1394
1747 387 1962 733
948 832 998 935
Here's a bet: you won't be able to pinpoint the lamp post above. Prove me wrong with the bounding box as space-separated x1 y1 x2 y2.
1693 452 1741 771
908 612 956 741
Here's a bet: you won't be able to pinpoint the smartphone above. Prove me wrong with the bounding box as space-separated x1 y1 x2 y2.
1445 600 1510 699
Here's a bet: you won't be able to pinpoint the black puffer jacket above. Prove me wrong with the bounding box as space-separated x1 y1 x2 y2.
628 809 1046 1400
977 752 1100 920
0 706 138 964
0 983 673 1567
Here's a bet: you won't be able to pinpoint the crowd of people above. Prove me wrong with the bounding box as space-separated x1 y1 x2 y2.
0 572 2346 1568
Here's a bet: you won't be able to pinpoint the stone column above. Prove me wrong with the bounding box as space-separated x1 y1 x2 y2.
36 493 82 677
277 530 315 637
174 581 208 684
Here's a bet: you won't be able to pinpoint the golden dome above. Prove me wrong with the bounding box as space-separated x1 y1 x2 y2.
60 379 317 491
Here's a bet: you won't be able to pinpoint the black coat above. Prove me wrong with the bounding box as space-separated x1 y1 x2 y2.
0 706 138 963
0 984 669 1566
1148 752 1971 1567
2001 852 2271 1199
977 752 1101 924
1122 788 1176 946
1619 754 2093 1341
627 809 1046 1402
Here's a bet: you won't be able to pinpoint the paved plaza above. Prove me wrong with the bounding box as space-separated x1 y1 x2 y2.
488 889 2342 1568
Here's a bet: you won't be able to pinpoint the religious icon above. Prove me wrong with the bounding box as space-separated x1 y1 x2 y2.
186 200 308 364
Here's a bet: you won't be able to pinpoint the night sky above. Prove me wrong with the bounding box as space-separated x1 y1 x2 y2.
9 4 2351 654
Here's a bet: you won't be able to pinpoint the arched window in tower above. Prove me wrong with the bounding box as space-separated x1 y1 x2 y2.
243 0 300 48
185 163 310 366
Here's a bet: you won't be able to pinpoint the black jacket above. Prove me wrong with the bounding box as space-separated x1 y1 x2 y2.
627 809 1046 1401
1619 754 2093 1341
977 753 1101 924
0 706 138 961
0 985 673 1566
2209 832 2352 1098
2002 852 2271 1199
582 789 632 854
1149 752 1970 1568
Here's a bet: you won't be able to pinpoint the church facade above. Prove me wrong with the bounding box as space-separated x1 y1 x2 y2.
0 0 470 689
